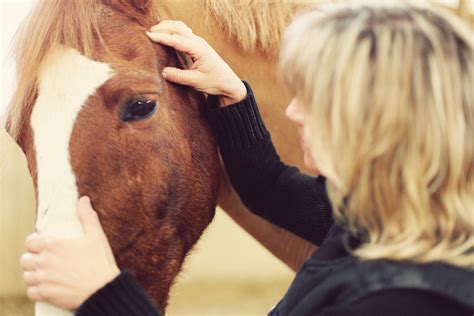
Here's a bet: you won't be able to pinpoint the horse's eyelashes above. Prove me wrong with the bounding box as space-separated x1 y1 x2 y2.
122 99 158 122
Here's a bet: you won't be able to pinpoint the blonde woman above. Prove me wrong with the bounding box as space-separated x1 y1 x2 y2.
20 2 473 315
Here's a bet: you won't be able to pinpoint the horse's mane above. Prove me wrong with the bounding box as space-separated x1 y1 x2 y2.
202 0 474 55
203 0 313 56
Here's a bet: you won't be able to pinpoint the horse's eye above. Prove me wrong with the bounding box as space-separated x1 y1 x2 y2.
122 99 157 122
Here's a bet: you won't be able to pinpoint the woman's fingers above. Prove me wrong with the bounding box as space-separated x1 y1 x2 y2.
162 67 200 86
150 20 193 37
146 32 200 57
25 233 45 254
77 196 105 239
23 271 38 286
20 252 37 271
26 286 41 301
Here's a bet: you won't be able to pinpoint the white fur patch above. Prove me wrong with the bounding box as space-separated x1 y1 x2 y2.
30 46 112 315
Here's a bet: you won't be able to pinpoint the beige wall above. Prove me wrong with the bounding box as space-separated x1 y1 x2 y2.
0 127 36 297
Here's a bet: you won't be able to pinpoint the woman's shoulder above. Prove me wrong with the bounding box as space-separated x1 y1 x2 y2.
317 288 473 316
313 256 474 311
279 253 474 315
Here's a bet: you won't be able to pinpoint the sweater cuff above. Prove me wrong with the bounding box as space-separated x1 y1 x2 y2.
207 81 270 151
76 270 161 316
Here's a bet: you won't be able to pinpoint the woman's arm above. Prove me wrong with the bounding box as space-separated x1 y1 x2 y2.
319 290 472 316
76 271 162 316
207 84 333 245
148 21 334 246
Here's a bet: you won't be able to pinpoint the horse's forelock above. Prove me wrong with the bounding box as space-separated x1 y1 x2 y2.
6 0 160 142
7 0 103 141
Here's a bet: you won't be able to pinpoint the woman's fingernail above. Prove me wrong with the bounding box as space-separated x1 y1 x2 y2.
26 233 40 241
78 196 90 207
146 31 160 40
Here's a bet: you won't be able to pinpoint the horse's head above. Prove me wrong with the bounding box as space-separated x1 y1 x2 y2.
7 0 219 310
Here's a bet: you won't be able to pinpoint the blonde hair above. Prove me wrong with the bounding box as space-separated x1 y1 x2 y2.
280 2 473 267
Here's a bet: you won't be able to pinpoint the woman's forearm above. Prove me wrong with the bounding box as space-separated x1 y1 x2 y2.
208 82 333 246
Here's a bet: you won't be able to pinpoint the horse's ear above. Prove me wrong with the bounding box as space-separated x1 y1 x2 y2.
105 0 153 14
105 0 156 25
129 0 152 12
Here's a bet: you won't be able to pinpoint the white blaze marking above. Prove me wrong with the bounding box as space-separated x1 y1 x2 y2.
30 46 112 316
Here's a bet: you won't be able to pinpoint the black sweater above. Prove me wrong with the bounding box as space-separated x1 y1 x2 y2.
76 84 472 316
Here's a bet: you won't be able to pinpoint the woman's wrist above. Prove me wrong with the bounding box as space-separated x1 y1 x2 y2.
218 80 247 107
104 266 121 287
80 265 120 308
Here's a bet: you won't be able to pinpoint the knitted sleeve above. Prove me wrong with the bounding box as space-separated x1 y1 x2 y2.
76 271 162 316
207 82 333 246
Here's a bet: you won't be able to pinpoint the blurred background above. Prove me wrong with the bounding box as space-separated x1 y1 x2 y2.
1 0 472 315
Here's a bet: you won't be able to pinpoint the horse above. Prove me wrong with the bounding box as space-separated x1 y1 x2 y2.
6 0 220 314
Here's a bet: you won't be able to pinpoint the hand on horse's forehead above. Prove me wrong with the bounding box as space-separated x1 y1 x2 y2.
147 20 247 106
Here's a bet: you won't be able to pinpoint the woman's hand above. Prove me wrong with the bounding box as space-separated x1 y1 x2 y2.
146 20 247 107
20 197 120 310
